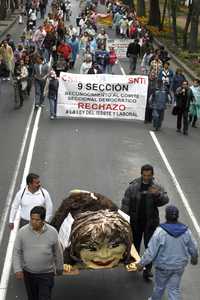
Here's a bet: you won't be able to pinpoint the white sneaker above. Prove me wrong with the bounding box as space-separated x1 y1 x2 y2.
50 115 54 120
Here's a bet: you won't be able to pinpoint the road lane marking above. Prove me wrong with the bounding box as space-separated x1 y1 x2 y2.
0 107 42 300
150 130 200 239
0 105 35 247
118 60 126 75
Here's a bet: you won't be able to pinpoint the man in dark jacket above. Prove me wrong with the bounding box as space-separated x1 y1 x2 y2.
121 164 169 280
48 70 59 120
176 80 194 135
126 39 140 74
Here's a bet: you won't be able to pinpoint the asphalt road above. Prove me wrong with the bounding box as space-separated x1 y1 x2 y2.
0 2 200 300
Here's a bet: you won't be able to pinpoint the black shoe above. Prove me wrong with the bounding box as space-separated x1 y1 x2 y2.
192 124 197 128
176 129 181 133
143 269 153 281
183 131 188 135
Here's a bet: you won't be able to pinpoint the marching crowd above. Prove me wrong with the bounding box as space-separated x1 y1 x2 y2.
0 0 199 133
0 1 199 299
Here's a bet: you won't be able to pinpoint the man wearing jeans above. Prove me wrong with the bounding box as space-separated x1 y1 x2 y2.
13 206 63 300
136 205 198 300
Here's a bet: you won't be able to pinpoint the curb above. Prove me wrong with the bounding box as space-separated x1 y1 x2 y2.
153 37 199 81
0 13 19 40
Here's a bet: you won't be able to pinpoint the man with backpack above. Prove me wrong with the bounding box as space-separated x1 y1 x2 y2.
9 173 53 229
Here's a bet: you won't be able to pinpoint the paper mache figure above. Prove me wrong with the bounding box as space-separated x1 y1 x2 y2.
51 190 140 274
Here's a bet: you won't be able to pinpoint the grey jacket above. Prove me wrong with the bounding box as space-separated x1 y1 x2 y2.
13 223 63 274
34 63 50 81
121 177 169 230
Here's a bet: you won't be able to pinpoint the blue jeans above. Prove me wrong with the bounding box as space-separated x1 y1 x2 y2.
150 268 184 300
152 109 165 129
35 79 46 106
49 96 57 116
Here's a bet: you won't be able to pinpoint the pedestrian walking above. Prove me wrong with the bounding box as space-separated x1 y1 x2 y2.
13 206 63 300
33 55 51 108
0 40 14 79
144 70 157 123
189 79 200 128
176 80 194 135
136 205 198 300
48 70 59 120
121 164 169 280
13 59 28 108
80 54 92 74
171 68 186 104
150 81 169 131
149 54 163 79
68 34 79 69
9 173 53 229
126 39 140 74
94 44 109 73
107 46 117 74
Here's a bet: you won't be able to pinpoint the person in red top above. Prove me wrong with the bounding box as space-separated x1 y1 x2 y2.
107 46 117 74
57 42 72 60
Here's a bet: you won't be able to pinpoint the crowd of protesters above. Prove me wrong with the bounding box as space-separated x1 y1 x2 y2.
0 0 199 129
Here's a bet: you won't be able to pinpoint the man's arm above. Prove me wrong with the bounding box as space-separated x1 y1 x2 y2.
44 190 53 222
9 191 22 229
121 185 132 215
53 236 64 275
13 232 24 279
187 229 198 265
138 228 163 267
149 183 169 207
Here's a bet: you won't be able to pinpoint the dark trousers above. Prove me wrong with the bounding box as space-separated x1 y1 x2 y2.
129 54 138 74
35 79 46 106
132 225 154 271
152 109 165 129
23 271 54 300
177 108 189 133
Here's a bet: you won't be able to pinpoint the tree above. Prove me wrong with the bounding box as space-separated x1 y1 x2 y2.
0 0 7 19
183 2 193 49
189 0 200 52
148 0 161 27
137 0 145 17
160 0 168 30
170 0 178 45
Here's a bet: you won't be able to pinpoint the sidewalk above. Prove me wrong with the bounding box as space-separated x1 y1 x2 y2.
0 9 21 39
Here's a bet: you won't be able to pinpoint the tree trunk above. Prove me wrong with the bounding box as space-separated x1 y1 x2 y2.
170 0 178 45
189 0 200 52
148 0 161 27
137 0 145 17
183 3 192 49
160 0 168 30
0 0 7 19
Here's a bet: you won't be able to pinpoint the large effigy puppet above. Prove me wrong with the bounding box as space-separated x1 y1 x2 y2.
51 190 140 274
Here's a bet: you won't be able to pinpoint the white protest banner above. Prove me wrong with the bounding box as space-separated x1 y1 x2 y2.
57 72 148 121
107 39 134 59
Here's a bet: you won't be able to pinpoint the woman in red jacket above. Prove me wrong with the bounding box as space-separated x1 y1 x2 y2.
107 46 117 74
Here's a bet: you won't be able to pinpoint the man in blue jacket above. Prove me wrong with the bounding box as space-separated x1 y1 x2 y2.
136 205 198 300
149 81 169 131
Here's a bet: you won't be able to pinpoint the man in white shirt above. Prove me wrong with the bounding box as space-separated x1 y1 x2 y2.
9 173 53 230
